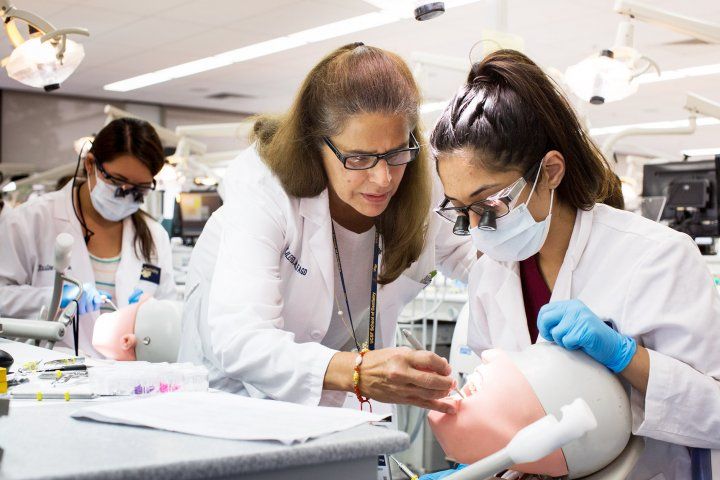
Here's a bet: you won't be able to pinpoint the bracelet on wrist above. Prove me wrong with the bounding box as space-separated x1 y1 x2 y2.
353 348 372 412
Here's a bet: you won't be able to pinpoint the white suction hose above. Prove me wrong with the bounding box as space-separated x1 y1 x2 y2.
445 398 597 480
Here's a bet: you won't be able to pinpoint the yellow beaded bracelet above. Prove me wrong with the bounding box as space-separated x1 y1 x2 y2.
352 348 372 412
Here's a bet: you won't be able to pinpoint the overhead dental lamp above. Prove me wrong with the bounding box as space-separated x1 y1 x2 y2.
565 22 656 105
0 0 89 91
565 0 720 105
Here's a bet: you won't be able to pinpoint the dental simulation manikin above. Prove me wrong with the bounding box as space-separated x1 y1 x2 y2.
428 343 636 479
92 295 182 362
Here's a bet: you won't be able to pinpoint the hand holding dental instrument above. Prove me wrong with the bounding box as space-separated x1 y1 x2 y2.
401 329 466 399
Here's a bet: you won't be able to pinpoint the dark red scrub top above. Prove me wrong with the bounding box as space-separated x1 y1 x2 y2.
519 254 552 344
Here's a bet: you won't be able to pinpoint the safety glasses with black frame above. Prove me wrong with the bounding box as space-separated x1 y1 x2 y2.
94 161 157 203
435 162 542 235
322 132 420 171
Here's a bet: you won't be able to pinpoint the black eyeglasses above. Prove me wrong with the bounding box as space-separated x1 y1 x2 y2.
95 161 157 203
322 132 420 170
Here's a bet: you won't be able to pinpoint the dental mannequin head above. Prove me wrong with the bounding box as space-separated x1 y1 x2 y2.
92 296 146 361
430 49 623 257
428 343 632 478
92 296 183 362
250 42 432 284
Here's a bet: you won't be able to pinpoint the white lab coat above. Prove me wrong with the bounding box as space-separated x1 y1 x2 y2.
0 183 176 356
0 200 10 221
467 203 720 480
178 146 476 406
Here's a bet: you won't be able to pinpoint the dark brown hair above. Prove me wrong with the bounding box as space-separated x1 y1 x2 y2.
251 43 432 284
431 49 623 210
88 118 165 261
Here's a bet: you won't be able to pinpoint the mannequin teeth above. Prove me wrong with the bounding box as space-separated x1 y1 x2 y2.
463 371 484 396
468 383 478 395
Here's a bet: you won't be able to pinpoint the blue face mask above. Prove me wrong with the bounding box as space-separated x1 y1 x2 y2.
470 160 554 262
89 169 141 222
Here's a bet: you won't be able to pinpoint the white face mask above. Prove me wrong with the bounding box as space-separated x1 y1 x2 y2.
470 160 554 262
89 169 141 222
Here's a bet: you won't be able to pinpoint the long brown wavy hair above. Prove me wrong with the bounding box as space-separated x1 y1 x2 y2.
251 43 432 284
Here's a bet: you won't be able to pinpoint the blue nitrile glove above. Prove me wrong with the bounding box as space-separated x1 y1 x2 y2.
78 283 112 315
420 464 468 479
60 283 111 315
60 284 79 308
128 288 143 305
537 299 637 373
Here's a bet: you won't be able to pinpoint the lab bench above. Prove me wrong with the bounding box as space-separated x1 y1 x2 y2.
0 399 408 480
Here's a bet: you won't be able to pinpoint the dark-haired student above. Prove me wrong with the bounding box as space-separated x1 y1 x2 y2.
0 118 176 357
424 49 720 480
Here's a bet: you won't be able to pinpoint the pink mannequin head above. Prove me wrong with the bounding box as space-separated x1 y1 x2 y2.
428 349 568 477
92 295 150 360
428 344 632 479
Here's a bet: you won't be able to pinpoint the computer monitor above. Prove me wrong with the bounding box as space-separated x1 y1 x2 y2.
642 157 720 248
173 190 223 242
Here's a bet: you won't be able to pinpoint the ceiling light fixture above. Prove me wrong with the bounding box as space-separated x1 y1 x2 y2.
0 0 89 91
635 62 720 84
590 116 720 137
420 100 450 115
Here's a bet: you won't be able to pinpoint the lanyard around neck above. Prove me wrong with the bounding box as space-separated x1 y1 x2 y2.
331 224 381 351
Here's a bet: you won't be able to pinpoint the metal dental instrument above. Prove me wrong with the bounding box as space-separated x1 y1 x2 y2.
401 329 466 399
390 455 419 480
100 295 119 311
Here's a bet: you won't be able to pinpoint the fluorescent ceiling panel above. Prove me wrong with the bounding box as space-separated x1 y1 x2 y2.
636 63 720 85
421 100 450 114
590 116 720 136
104 2 482 92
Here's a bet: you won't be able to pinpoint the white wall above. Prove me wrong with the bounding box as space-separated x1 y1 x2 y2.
1 90 112 172
0 90 252 174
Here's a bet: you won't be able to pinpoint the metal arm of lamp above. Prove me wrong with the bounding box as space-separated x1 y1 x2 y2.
0 1 89 53
600 93 720 161
174 122 253 140
614 0 720 44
